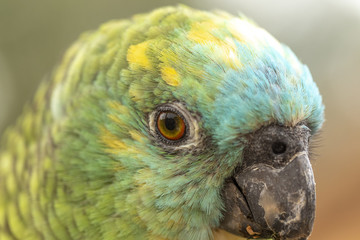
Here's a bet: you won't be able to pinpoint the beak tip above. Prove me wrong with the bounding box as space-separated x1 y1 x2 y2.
220 153 316 240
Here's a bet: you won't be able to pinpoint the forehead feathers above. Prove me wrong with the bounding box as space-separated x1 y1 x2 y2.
116 6 324 146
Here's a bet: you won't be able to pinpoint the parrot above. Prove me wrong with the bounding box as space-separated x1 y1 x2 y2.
0 5 324 240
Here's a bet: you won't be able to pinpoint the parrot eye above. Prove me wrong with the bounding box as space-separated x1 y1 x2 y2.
149 102 203 150
156 111 186 140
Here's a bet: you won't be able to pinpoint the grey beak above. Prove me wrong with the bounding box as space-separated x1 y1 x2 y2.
220 152 316 240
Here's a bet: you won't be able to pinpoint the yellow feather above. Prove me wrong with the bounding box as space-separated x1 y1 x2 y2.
127 41 152 70
161 66 180 86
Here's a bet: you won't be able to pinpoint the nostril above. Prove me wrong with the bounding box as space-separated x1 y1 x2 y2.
272 141 287 154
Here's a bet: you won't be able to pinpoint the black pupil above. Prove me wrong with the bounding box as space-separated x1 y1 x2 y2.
164 113 177 130
272 141 287 154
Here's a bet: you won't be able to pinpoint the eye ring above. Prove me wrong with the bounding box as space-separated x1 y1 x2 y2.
156 110 186 141
149 102 204 150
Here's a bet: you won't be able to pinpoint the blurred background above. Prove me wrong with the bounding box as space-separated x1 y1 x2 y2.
1 0 359 239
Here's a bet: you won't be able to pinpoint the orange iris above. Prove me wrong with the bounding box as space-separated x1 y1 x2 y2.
157 111 186 140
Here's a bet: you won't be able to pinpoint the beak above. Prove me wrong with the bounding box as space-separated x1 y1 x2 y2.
219 125 316 240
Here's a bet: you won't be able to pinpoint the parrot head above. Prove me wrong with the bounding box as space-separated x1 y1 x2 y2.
55 6 324 240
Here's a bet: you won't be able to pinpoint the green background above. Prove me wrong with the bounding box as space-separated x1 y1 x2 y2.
1 1 360 239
